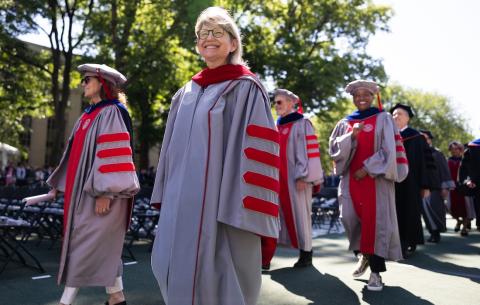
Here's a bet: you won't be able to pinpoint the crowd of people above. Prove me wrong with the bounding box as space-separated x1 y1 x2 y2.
11 6 478 305
1 163 54 187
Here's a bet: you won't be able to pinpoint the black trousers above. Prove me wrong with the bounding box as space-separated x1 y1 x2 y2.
354 251 386 273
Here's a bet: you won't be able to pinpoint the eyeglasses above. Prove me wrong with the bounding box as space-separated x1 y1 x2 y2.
196 28 225 40
81 76 96 85
274 100 283 105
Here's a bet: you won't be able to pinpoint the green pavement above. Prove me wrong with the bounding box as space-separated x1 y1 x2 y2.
1 218 479 305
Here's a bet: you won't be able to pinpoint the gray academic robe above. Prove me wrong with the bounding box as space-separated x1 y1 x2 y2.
47 104 140 286
277 117 324 251
329 111 408 260
150 76 280 305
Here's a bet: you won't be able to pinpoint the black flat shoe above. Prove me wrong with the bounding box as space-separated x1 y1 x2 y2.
105 301 127 305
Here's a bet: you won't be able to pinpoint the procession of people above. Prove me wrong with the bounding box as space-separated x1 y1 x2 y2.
2 6 478 305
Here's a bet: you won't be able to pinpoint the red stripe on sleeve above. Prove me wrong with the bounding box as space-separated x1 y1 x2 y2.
243 171 279 193
244 148 280 169
246 125 279 144
243 196 279 217
98 162 136 173
394 134 402 141
396 157 408 164
308 152 321 158
97 147 132 158
306 135 317 141
307 144 318 149
396 145 406 152
97 132 130 144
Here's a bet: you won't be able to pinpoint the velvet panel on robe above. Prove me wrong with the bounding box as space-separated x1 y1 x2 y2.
395 127 433 249
47 104 140 286
277 116 324 251
150 76 280 305
329 111 407 260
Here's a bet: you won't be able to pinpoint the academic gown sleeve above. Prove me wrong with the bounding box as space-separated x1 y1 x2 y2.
83 105 140 199
150 88 184 206
217 78 280 238
295 119 324 184
434 149 455 189
328 119 356 175
46 120 81 192
362 113 409 182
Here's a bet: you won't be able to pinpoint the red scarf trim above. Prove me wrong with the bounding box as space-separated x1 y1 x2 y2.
192 64 255 87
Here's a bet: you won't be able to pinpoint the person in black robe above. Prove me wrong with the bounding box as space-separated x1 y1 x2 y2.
390 103 434 257
459 138 480 231
419 130 455 243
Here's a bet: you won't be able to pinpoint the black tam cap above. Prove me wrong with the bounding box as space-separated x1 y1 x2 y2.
390 103 415 118
419 129 434 139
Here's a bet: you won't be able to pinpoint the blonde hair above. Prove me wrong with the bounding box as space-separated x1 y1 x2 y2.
100 80 128 105
195 6 247 67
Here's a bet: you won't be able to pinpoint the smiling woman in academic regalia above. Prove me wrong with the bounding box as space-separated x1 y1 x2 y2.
150 6 280 305
329 80 408 291
47 64 140 305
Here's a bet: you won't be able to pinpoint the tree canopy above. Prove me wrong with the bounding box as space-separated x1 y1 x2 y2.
0 0 474 169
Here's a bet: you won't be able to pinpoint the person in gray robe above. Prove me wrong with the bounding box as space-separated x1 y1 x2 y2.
150 7 279 305
419 130 455 243
47 64 140 305
261 88 323 270
329 80 408 291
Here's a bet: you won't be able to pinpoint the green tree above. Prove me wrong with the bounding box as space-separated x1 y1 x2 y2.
382 84 473 154
218 0 391 115
86 0 203 168
1 0 95 165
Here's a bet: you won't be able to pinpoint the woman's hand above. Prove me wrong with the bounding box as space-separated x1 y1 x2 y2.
354 168 368 180
95 196 111 215
351 122 364 140
466 180 476 189
296 179 307 191
48 188 57 200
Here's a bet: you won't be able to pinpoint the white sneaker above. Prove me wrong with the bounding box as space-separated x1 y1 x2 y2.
352 254 369 278
367 272 384 291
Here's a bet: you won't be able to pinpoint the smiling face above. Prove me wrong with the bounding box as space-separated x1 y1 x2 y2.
196 24 238 69
392 108 410 130
352 88 374 112
274 94 295 117
81 75 102 103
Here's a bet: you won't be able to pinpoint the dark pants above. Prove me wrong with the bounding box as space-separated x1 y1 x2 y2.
354 251 386 273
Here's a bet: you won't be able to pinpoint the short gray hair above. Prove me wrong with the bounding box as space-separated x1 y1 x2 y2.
273 88 299 103
195 6 247 66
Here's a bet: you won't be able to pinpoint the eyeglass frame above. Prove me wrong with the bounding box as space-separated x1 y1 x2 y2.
196 27 227 40
81 76 97 85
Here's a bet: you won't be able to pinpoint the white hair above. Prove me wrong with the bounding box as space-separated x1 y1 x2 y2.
195 6 247 67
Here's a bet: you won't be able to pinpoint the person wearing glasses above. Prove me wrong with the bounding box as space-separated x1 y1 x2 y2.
47 64 139 305
150 7 279 305
329 80 408 291
261 89 323 270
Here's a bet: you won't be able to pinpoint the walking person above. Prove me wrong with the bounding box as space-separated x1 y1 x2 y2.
448 141 470 236
459 138 480 231
419 130 455 243
261 89 324 270
150 7 279 305
391 103 434 256
47 64 139 305
329 80 408 291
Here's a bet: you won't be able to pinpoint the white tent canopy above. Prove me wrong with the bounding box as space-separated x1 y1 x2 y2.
0 142 20 169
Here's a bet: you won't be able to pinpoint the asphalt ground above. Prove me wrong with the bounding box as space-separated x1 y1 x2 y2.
0 218 479 305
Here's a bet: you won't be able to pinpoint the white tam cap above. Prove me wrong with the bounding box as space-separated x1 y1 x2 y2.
78 63 127 87
345 80 379 95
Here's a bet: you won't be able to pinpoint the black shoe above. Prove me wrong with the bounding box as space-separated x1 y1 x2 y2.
407 245 417 254
105 301 127 305
460 229 468 236
454 221 461 232
262 263 270 271
293 250 312 268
